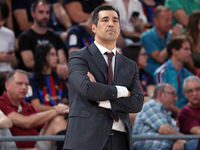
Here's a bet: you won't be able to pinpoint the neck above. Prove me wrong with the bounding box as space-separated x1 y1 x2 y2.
171 57 183 70
95 38 116 50
6 92 21 107
42 67 52 75
188 102 199 108
31 24 47 34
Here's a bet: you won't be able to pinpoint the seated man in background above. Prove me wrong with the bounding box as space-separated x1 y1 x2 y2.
132 83 190 150
178 76 200 135
12 0 72 38
0 69 69 149
140 6 182 76
154 36 193 114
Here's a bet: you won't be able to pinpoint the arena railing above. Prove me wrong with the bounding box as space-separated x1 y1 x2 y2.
0 135 200 142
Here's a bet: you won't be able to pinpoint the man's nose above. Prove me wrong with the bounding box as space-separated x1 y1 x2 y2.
108 20 114 26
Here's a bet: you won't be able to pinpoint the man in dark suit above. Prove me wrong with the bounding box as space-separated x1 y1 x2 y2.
63 5 144 150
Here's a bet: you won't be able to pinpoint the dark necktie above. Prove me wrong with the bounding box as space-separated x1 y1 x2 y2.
105 52 119 122
105 52 114 85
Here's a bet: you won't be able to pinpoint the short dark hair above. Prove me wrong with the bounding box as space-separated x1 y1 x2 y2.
167 36 189 57
92 5 120 26
123 44 143 63
31 0 49 12
6 69 27 82
0 0 9 19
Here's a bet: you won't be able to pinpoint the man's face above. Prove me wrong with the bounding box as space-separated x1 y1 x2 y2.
174 41 191 63
184 80 200 107
6 72 29 100
32 3 50 27
92 10 120 43
161 85 177 111
154 10 172 34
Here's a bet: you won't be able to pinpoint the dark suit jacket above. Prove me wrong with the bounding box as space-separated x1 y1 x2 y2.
63 43 144 150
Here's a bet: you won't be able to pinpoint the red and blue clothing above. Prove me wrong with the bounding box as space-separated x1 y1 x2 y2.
25 73 68 106
65 24 94 53
139 69 154 96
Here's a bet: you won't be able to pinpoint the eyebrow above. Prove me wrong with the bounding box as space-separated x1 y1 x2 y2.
101 16 119 20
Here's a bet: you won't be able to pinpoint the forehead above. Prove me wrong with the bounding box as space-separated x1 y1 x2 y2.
35 3 50 11
98 10 119 19
12 72 28 82
186 80 200 88
158 10 172 18
165 84 175 91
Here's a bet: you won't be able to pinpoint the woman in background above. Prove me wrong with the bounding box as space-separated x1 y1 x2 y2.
25 44 68 111
123 44 155 127
185 10 200 74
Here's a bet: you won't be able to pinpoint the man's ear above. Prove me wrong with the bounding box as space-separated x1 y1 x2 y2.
31 11 35 18
92 24 96 34
5 81 8 91
171 48 177 55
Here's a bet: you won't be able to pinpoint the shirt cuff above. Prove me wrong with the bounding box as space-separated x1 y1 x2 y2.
99 100 111 109
116 85 129 98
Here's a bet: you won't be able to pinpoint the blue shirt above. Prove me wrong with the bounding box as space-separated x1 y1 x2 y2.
154 59 193 108
132 99 178 149
65 24 94 52
140 27 171 75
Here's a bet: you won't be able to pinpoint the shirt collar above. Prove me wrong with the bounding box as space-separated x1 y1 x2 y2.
94 41 116 56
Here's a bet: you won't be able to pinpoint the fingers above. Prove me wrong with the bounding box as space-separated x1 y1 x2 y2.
87 72 96 82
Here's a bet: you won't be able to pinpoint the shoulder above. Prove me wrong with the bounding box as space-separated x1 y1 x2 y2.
0 27 14 36
19 28 33 39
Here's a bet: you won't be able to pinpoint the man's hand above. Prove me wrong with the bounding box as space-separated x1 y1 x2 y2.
54 103 69 115
171 23 183 38
172 140 185 150
0 51 13 62
56 64 68 80
87 72 96 82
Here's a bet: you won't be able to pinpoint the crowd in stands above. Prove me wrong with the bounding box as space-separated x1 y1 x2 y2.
1 0 200 149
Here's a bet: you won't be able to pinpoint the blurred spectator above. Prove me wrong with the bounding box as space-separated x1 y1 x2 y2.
123 44 155 99
63 0 107 24
0 69 69 149
0 0 18 95
65 16 94 55
184 10 200 74
177 76 200 149
108 0 147 45
123 44 155 127
132 83 186 150
0 109 18 150
154 36 193 114
12 0 72 38
178 76 200 135
139 0 164 27
140 6 182 75
18 0 68 79
25 44 68 112
165 0 200 27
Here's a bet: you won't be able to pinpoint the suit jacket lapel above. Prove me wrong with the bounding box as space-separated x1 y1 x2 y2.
88 43 108 82
113 52 126 85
